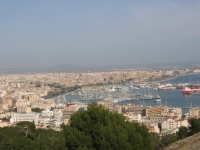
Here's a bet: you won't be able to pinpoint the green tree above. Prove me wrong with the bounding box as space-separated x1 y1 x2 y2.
63 103 153 150
0 122 66 150
177 126 188 140
7 136 39 150
160 134 177 148
0 127 21 150
189 118 200 135
16 121 36 138
33 128 66 150
149 132 161 150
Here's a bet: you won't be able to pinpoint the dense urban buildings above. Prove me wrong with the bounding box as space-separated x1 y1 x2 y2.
0 67 199 132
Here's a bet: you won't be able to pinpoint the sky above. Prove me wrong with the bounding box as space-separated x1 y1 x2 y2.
0 1 200 69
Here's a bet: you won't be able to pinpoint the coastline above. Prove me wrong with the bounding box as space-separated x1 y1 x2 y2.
149 73 200 84
149 75 178 83
176 72 200 77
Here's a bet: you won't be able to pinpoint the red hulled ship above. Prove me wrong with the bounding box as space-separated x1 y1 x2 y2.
181 87 193 94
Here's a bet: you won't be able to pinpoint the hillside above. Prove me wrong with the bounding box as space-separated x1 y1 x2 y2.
164 132 200 150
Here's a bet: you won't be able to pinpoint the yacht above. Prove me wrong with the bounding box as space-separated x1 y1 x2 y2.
154 99 161 102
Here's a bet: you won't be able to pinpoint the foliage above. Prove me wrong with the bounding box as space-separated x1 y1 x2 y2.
16 121 36 137
63 103 153 150
2 107 200 149
149 132 160 150
0 122 66 150
160 134 177 148
176 126 188 140
188 118 200 135
67 86 81 92
32 108 43 113
43 83 67 99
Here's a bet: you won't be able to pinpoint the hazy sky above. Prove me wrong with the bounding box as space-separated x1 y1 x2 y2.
0 1 200 69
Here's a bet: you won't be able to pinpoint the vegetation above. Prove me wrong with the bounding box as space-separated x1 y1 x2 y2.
176 118 200 140
43 89 67 99
160 134 177 149
63 103 153 150
159 118 200 148
188 118 200 135
0 122 66 150
1 104 200 149
67 85 81 92
43 84 81 99
32 108 43 113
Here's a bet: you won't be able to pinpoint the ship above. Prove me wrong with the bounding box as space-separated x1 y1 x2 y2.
181 87 193 94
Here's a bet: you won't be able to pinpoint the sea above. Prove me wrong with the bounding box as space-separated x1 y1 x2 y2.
65 73 200 115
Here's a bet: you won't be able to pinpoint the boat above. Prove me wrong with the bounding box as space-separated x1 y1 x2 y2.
181 87 192 94
154 99 161 102
130 85 139 90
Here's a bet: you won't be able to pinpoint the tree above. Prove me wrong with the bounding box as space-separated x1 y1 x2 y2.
33 128 66 150
160 134 177 148
177 126 188 140
189 118 200 135
63 103 153 150
7 136 39 150
0 122 66 150
16 121 36 138
149 132 161 150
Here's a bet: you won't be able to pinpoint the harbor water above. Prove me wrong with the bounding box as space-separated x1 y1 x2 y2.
66 74 200 115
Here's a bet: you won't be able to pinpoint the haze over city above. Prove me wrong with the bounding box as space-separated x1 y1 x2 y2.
0 1 200 70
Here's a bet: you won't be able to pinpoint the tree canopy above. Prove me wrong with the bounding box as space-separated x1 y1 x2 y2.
63 103 153 150
1 104 200 150
0 122 66 150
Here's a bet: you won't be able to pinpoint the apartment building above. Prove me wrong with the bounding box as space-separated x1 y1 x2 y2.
189 107 200 118
10 112 39 124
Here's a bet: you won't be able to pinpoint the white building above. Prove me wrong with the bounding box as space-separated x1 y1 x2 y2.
41 109 54 117
161 116 188 131
10 112 39 124
38 117 52 127
148 124 160 133
54 109 63 119
132 114 142 122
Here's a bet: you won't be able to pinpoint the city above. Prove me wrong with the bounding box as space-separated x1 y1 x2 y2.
0 67 200 132
1 1 200 149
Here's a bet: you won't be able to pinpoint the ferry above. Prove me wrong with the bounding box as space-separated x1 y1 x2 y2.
181 87 192 94
181 86 200 94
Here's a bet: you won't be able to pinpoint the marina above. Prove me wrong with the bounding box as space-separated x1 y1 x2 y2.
64 74 200 115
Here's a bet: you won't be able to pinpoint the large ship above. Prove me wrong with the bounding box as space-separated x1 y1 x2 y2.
181 87 193 94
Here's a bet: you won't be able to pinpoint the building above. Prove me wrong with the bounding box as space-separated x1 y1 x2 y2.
62 104 80 119
148 124 160 133
189 107 200 118
16 99 30 107
97 100 113 111
131 113 142 122
161 116 188 131
0 119 8 128
122 104 145 115
10 112 39 124
112 105 122 114
21 93 41 103
146 106 168 117
53 109 63 119
17 106 32 113
41 109 54 117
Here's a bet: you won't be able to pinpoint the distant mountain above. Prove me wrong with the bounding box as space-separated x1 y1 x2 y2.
0 60 200 74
